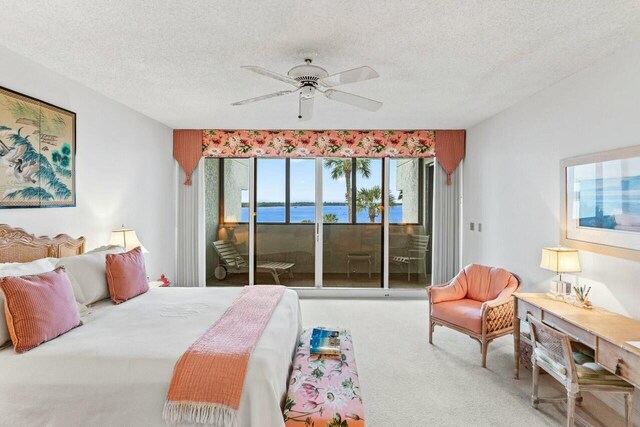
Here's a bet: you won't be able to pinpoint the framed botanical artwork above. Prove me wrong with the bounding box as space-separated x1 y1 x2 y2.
0 86 75 208
561 145 640 261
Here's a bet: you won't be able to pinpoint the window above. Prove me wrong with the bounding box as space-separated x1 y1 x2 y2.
214 158 250 286
256 159 286 223
212 157 434 289
354 159 383 224
322 158 387 224
225 158 316 225
322 159 351 223
221 158 249 223
388 159 431 288
254 159 316 287
289 159 316 223
221 158 424 225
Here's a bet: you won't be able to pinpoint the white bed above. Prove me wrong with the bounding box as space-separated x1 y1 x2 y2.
0 286 301 427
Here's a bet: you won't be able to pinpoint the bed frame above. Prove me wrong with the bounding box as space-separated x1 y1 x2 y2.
0 224 85 263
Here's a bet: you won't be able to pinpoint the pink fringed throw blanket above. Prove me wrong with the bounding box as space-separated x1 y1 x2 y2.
163 285 285 425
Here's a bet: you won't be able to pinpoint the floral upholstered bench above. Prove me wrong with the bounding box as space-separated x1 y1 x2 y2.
283 329 365 426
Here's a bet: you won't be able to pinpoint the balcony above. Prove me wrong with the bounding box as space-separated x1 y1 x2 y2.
204 157 433 289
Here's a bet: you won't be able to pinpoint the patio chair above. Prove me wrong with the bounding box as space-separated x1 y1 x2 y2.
527 314 634 427
391 234 430 281
212 240 295 285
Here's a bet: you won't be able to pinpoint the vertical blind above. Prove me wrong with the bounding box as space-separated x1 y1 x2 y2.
175 161 204 287
432 161 462 284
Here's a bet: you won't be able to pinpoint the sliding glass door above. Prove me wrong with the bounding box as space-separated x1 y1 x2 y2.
254 159 315 287
206 158 250 286
205 156 433 289
322 158 383 288
388 159 433 288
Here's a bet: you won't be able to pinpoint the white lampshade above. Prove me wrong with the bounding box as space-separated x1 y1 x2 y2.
224 215 238 224
540 247 581 273
109 227 148 253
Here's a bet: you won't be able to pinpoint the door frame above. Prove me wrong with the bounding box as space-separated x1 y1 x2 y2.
216 156 433 294
315 158 323 288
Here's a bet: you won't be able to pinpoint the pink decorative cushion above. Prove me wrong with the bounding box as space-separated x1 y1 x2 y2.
430 299 483 333
431 264 518 304
430 274 467 303
105 247 149 304
0 266 82 353
464 264 518 303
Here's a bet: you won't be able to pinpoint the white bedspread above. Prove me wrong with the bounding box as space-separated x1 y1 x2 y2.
0 287 301 427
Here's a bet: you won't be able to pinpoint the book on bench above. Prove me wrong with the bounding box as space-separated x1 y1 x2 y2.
310 328 341 356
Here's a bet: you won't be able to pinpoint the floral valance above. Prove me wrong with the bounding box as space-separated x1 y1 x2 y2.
173 129 464 185
202 129 436 158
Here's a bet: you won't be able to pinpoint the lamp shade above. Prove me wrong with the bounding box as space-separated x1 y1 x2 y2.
540 247 581 273
109 228 148 253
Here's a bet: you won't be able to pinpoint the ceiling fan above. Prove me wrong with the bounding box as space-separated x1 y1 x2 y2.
231 50 382 121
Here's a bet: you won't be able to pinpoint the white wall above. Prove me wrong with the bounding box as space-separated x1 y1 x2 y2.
463 40 640 320
0 45 175 280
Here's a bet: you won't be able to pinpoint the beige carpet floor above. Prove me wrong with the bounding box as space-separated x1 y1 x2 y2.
300 298 631 427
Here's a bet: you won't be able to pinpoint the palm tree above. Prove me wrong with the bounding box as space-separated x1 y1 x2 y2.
302 213 338 224
323 213 339 223
356 186 395 223
324 159 371 221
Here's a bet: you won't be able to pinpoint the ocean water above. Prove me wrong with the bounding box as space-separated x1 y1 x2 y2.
240 205 405 223
578 176 640 229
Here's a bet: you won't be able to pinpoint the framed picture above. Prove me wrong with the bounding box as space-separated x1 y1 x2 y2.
0 86 76 208
561 145 640 261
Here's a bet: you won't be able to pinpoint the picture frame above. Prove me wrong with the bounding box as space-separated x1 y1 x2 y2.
0 85 76 209
561 145 640 261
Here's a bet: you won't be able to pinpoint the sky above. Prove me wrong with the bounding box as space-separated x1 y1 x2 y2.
254 158 400 203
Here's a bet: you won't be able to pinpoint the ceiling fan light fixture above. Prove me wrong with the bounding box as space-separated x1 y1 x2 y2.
300 85 315 99
232 52 382 119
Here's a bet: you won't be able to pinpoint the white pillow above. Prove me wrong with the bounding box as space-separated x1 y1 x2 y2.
0 257 59 271
56 247 125 305
0 258 59 347
85 245 124 254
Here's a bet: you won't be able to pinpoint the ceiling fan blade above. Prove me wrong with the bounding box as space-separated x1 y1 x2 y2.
298 93 314 121
323 89 382 112
241 66 299 87
318 66 379 87
231 89 296 106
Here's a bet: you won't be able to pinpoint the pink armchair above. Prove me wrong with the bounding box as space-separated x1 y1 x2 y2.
427 264 521 368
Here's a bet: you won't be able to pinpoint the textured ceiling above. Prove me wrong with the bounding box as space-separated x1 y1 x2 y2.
1 1 639 129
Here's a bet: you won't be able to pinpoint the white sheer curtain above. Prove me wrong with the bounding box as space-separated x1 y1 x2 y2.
432 159 463 285
175 159 205 287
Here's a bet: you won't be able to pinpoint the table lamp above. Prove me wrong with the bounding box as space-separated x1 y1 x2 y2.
223 215 238 242
109 226 148 253
540 247 581 297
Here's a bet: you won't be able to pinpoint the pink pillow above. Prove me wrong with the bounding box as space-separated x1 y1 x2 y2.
106 246 149 304
0 266 82 353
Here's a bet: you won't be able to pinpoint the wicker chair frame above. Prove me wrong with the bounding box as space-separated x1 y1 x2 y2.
427 271 521 368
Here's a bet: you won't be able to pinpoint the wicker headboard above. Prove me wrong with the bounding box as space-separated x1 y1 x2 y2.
0 225 85 263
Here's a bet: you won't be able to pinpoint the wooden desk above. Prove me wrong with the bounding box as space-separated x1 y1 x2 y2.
514 293 640 388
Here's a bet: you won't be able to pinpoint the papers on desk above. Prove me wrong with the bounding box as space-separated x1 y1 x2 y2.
626 341 640 350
